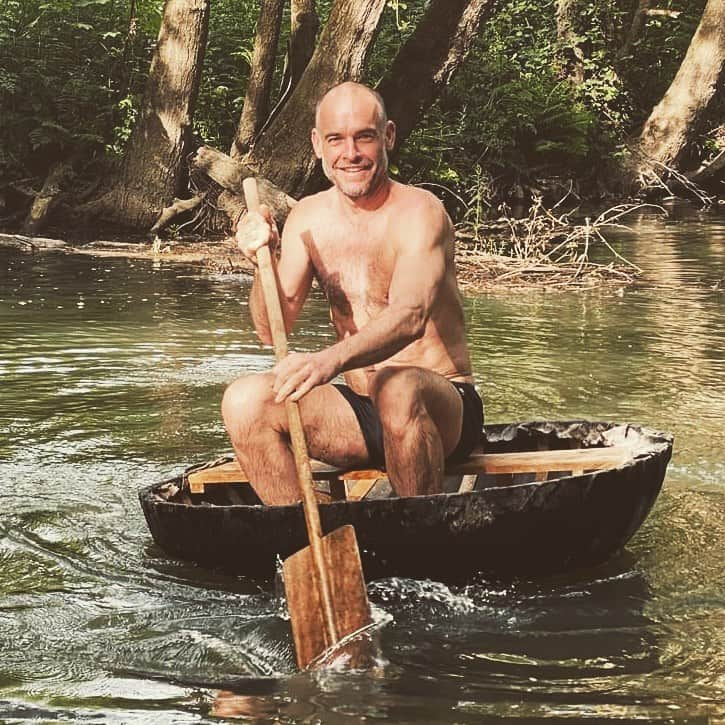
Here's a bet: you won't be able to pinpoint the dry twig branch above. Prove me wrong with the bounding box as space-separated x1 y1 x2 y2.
453 197 655 291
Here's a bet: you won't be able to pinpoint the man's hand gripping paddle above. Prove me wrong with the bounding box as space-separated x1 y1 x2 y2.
242 178 372 669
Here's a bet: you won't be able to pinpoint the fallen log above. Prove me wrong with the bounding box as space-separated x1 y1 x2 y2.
190 145 296 230
0 232 68 252
21 161 74 236
685 149 725 186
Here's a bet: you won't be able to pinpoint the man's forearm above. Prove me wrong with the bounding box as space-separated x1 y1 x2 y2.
331 304 426 373
249 273 273 344
249 268 302 345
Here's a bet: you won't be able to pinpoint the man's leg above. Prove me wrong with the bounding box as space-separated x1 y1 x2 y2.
221 373 370 505
369 366 464 497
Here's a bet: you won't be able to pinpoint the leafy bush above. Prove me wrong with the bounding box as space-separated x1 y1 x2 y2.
386 0 710 207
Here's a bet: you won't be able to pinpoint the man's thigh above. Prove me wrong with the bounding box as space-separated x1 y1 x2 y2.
298 383 371 468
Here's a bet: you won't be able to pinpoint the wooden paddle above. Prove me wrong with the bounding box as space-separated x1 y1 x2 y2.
242 177 372 669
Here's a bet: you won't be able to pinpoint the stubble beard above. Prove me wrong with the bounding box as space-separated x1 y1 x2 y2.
322 147 389 200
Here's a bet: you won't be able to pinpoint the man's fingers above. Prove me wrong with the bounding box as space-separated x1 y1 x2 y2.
236 210 276 260
271 356 297 391
271 352 326 402
274 365 311 403
289 376 316 402
259 203 273 224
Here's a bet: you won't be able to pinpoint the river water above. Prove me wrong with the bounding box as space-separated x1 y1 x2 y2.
0 207 723 722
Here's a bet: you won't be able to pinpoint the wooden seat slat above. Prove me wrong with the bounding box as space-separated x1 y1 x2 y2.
186 446 632 495
346 478 380 501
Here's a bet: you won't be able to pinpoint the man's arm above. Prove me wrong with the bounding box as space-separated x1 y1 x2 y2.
272 196 451 402
242 203 315 345
330 204 448 371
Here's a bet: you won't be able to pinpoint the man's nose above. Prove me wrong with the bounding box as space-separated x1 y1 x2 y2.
342 138 360 158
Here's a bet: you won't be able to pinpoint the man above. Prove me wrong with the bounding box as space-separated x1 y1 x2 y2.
222 81 482 505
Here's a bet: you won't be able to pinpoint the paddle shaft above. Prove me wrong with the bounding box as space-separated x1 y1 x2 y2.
242 178 339 644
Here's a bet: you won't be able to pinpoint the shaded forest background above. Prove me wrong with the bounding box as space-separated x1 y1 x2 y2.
0 0 723 238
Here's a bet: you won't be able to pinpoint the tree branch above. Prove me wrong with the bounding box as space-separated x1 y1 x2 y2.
377 0 500 148
150 193 206 234
191 146 296 228
617 0 652 62
21 161 73 236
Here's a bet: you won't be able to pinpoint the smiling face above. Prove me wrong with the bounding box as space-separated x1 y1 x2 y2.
311 83 396 200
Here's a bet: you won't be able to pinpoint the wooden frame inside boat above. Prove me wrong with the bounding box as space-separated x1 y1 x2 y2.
185 445 635 501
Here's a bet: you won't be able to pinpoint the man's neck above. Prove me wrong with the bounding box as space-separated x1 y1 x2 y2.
335 176 393 214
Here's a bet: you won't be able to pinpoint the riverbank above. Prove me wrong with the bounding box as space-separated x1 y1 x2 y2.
0 230 637 293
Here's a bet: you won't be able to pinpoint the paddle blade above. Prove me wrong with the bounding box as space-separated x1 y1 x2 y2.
283 525 372 669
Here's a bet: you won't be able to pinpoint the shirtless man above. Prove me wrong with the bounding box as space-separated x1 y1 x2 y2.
222 82 482 505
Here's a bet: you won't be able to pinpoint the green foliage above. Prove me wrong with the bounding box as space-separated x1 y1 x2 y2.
194 1 259 150
387 0 711 204
0 0 163 179
393 2 598 201
366 0 426 84
0 0 715 213
616 0 707 122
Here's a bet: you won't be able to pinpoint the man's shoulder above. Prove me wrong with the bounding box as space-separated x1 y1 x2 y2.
293 188 334 213
284 188 333 229
392 182 446 217
394 181 441 204
391 182 450 232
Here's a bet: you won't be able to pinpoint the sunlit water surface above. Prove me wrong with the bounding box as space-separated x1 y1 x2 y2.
1 207 723 722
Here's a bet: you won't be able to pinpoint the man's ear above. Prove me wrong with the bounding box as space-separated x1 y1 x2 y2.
384 120 396 151
311 127 322 159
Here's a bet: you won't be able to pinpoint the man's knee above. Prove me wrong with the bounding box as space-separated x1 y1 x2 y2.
221 373 276 431
370 367 426 434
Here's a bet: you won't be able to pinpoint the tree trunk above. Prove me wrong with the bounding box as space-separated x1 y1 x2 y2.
81 0 210 230
245 0 320 161
376 0 499 149
231 0 286 158
244 0 387 197
556 0 585 85
262 0 321 134
634 0 725 178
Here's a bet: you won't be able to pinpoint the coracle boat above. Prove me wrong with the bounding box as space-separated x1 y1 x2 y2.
139 421 672 582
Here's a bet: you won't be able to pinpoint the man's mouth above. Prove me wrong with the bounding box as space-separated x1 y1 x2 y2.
338 166 371 174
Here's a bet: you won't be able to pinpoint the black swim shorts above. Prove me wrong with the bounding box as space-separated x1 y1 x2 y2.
333 380 484 470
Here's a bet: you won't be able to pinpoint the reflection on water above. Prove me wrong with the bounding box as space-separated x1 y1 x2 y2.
0 207 723 721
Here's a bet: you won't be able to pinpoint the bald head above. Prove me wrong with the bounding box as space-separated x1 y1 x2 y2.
314 82 388 131
311 81 395 200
